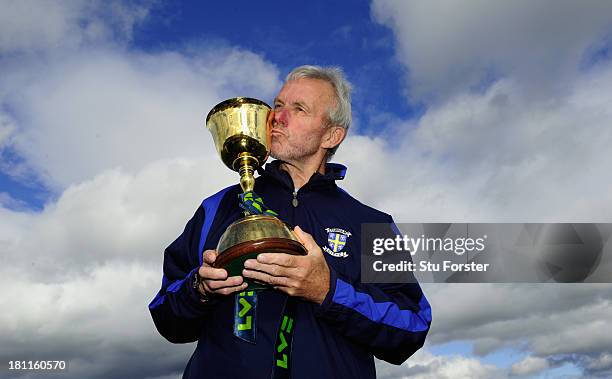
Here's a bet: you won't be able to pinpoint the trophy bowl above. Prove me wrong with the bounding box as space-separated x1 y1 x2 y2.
206 97 307 289
206 97 271 193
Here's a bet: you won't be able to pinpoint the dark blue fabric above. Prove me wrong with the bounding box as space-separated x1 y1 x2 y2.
332 278 430 332
149 160 431 378
199 187 232 264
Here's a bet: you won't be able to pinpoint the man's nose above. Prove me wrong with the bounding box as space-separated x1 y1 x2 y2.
273 107 288 126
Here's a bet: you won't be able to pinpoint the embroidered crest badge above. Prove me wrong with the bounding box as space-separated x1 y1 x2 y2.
322 228 351 258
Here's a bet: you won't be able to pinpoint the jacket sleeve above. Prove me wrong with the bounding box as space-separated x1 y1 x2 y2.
314 219 432 364
148 206 216 343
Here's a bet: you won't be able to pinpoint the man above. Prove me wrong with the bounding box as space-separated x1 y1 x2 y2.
149 65 431 378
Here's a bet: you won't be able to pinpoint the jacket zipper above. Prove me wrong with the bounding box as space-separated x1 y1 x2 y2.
292 189 299 208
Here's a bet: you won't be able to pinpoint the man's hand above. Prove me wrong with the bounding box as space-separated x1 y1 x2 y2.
242 226 330 304
197 250 248 297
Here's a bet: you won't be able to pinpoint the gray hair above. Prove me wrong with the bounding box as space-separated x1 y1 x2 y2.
286 65 352 157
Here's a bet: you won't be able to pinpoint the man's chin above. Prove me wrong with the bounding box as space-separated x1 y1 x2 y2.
270 151 285 161
270 144 286 161
270 151 296 163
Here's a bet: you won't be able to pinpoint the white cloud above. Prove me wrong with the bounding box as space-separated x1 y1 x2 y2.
0 2 281 377
586 352 612 371
0 0 281 190
371 0 612 101
337 4 612 377
337 63 612 223
0 158 234 278
0 254 195 379
0 112 16 147
0 159 233 378
2 0 612 378
0 262 156 343
1 46 280 189
511 356 549 376
376 349 505 379
0 0 150 54
415 283 612 358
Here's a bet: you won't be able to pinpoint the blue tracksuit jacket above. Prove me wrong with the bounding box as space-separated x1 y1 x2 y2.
149 160 431 378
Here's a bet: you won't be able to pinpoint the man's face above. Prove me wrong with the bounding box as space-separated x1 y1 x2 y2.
270 78 336 163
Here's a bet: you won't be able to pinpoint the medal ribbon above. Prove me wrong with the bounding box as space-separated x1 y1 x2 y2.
239 191 279 216
233 290 258 343
233 191 296 378
271 297 297 379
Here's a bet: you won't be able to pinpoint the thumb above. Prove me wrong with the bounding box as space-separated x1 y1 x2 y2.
294 226 318 252
203 250 218 265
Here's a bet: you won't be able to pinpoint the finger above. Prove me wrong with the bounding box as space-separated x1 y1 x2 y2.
256 253 297 267
206 275 244 290
244 259 298 277
199 265 228 281
210 282 249 296
203 250 218 265
243 269 294 287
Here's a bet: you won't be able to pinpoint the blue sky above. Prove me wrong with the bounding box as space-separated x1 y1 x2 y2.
131 0 414 115
1 1 416 211
2 1 612 378
0 148 48 209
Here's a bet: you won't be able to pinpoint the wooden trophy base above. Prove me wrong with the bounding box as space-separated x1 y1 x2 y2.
214 238 307 290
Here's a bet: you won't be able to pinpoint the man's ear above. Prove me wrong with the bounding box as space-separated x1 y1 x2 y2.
322 125 346 149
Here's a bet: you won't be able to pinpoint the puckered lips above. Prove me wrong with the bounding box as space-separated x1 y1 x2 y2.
270 128 285 138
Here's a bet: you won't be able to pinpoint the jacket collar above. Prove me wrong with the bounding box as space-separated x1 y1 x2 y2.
258 159 346 190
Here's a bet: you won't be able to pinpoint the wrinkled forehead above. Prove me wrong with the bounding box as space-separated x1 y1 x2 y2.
275 78 336 112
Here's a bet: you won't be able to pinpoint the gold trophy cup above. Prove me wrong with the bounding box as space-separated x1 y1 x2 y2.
205 97 306 289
